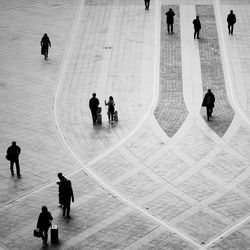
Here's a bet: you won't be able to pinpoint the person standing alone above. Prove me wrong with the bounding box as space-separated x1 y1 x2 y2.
202 89 215 121
144 0 150 10
89 93 100 125
6 141 21 177
227 10 236 35
193 16 201 39
40 33 51 60
165 8 175 34
62 180 74 218
36 206 53 246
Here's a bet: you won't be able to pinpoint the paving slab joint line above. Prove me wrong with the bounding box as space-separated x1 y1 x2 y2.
52 0 199 248
199 213 250 249
213 0 250 125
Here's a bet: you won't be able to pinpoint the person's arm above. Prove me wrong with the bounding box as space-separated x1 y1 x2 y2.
18 146 21 155
36 214 41 229
49 212 53 221
49 39 51 47
71 188 74 202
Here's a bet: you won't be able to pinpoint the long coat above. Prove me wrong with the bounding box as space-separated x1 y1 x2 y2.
202 93 215 107
37 211 53 230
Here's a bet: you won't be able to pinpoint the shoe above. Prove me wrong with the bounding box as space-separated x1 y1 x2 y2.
11 173 14 176
17 175 21 178
66 215 71 219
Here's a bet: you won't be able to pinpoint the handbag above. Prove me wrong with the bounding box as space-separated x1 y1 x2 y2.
6 154 11 161
33 228 42 238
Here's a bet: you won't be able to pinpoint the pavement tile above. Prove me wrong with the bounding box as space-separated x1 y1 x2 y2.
176 125 215 161
208 191 250 221
136 231 197 250
209 231 250 250
176 171 219 201
144 191 191 221
115 171 162 201
206 150 247 182
230 124 250 160
237 176 250 194
177 210 227 243
197 5 234 136
125 125 163 163
69 211 158 250
146 149 191 182
91 149 135 182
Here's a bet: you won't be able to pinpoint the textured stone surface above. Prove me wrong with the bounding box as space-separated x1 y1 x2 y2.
197 5 234 136
154 5 188 137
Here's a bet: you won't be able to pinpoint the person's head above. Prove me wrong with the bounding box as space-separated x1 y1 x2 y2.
41 206 48 213
208 89 211 93
109 96 113 101
12 141 16 146
230 10 233 14
169 8 172 11
58 173 63 180
92 93 96 98
44 33 48 37
196 16 199 19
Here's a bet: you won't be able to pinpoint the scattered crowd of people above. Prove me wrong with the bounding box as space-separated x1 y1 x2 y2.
4 3 239 247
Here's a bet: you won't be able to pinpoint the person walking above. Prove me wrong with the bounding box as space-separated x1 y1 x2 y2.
62 180 74 218
165 8 175 34
202 89 215 121
6 141 21 177
89 93 100 125
144 0 150 10
193 16 201 39
36 206 53 246
105 96 115 123
57 173 67 207
227 10 236 35
40 33 51 60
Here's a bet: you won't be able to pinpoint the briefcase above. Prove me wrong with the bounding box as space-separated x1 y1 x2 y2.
114 110 118 121
33 228 42 238
51 225 58 244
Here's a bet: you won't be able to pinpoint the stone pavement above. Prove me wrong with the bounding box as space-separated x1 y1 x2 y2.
1 0 250 249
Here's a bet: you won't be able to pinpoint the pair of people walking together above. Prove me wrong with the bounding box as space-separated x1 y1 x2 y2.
89 93 116 124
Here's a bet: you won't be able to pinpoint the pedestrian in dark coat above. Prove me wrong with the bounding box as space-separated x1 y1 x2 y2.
193 16 201 39
36 206 53 246
40 33 51 60
62 180 74 218
57 173 67 207
144 0 150 10
165 8 175 34
6 141 21 177
202 89 215 121
89 93 100 125
105 96 115 123
227 10 236 35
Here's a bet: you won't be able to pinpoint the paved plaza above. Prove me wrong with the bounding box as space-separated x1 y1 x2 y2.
1 0 250 249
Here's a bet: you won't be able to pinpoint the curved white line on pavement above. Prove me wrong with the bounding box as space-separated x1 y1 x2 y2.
200 215 250 249
52 0 200 248
214 0 250 125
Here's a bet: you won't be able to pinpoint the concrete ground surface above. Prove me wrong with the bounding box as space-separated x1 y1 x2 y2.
0 0 250 249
